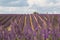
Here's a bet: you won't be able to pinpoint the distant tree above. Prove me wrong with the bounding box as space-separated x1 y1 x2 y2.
33 12 38 14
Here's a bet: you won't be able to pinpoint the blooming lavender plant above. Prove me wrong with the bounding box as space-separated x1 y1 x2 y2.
0 14 60 40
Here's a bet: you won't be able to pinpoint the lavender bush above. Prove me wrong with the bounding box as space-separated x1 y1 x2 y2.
0 14 60 40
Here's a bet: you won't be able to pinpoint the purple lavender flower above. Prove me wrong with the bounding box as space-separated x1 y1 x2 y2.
0 14 60 40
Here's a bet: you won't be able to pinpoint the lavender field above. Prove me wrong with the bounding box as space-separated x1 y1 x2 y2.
0 14 60 40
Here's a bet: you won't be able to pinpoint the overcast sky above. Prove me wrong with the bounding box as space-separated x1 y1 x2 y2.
0 0 60 14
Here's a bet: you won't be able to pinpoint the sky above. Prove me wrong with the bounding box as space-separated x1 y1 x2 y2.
0 0 60 14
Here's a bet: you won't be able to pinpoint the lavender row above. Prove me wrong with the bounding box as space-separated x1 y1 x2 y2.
0 14 60 40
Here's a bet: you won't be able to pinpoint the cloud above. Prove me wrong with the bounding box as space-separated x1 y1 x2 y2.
27 0 60 7
0 0 60 7
8 0 20 4
27 0 47 7
0 6 60 14
0 6 37 14
0 0 28 6
0 0 60 14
